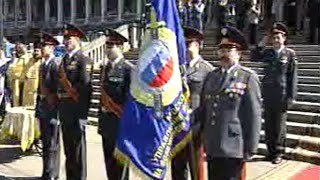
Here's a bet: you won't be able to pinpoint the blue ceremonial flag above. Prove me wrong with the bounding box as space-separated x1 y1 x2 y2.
114 0 191 179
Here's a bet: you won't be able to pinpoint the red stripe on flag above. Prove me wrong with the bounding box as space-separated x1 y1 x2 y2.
150 57 174 88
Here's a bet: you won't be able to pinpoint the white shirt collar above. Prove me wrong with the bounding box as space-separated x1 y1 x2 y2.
189 55 201 68
44 55 55 66
275 45 285 54
109 55 123 67
222 62 239 74
68 47 80 58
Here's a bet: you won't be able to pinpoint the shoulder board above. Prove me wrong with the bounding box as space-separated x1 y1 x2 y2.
123 59 135 69
239 66 256 75
285 47 296 55
199 60 215 70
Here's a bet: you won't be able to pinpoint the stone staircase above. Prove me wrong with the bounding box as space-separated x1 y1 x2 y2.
87 29 320 165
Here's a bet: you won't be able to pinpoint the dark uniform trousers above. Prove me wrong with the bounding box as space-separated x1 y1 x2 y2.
98 58 132 180
36 58 61 179
58 51 92 180
201 65 262 180
262 48 298 158
171 58 214 180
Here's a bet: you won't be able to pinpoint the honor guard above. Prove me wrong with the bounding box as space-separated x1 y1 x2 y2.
58 23 92 180
262 22 298 164
98 28 133 180
171 27 214 180
201 26 262 180
35 32 61 180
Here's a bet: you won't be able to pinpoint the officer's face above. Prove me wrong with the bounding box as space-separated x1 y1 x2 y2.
187 41 200 59
65 36 80 52
41 45 54 58
272 33 286 48
106 42 122 60
217 44 241 64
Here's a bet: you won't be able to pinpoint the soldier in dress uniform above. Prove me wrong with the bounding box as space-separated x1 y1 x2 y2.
58 23 92 180
35 32 61 180
201 26 262 180
261 22 298 164
98 28 133 180
171 27 214 180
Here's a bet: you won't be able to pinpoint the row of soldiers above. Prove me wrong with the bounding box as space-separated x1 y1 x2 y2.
30 21 296 180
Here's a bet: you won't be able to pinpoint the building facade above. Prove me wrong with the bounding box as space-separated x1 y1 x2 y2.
1 0 145 39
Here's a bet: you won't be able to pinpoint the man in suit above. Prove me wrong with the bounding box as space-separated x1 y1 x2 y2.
262 22 298 164
171 27 214 180
35 32 61 180
201 26 262 180
58 24 92 180
98 28 133 180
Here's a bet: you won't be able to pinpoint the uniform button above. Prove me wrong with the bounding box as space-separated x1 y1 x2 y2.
212 112 216 117
229 93 234 98
213 103 218 107
211 121 215 125
215 95 220 99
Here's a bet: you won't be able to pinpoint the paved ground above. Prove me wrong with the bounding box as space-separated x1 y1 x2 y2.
0 125 317 180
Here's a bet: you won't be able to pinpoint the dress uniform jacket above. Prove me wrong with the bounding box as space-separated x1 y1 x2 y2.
201 65 262 158
35 57 61 179
187 57 214 136
261 47 298 109
58 50 92 180
98 58 132 180
98 58 132 140
172 57 214 180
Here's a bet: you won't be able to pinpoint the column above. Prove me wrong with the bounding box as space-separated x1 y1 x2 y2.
26 0 32 26
85 0 91 24
71 0 76 24
3 0 9 21
14 0 20 26
101 0 106 22
57 0 63 26
117 0 122 20
44 0 50 23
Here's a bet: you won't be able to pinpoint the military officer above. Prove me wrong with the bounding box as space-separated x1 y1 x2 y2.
261 22 298 164
58 24 92 180
201 26 262 180
35 32 61 180
98 28 133 180
171 27 214 180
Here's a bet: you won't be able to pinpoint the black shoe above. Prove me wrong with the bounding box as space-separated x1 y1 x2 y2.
265 155 274 161
272 156 282 164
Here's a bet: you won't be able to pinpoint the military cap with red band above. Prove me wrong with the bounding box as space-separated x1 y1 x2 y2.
41 32 60 46
63 23 89 41
104 28 128 45
184 26 204 42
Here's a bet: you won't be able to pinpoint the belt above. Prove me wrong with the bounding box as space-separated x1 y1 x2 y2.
58 93 71 99
101 107 112 113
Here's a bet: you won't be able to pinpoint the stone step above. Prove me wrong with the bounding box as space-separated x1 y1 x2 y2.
260 131 320 153
124 54 320 63
257 143 320 165
261 120 320 139
287 111 320 124
290 101 320 113
297 84 320 93
251 68 320 77
296 92 320 103
297 76 320 85
188 45 320 52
